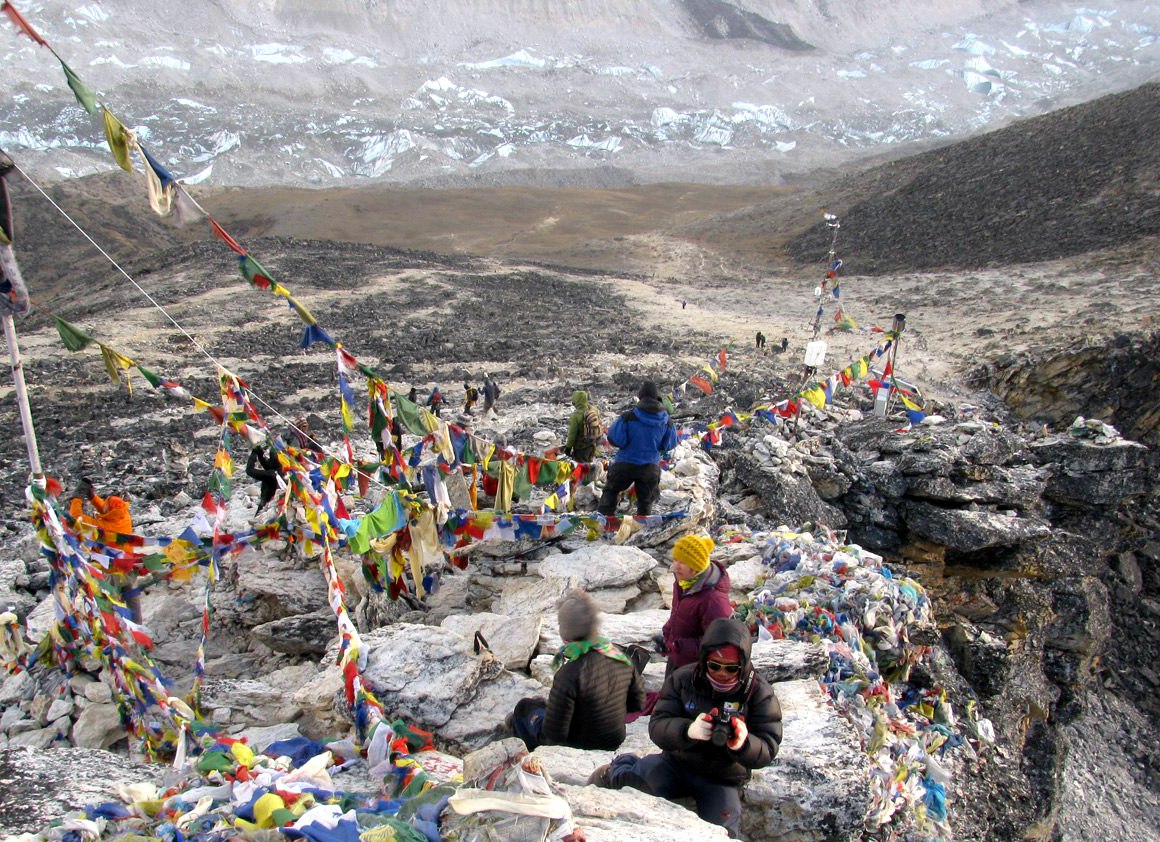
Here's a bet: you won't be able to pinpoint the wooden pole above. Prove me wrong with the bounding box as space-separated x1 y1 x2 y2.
884 313 906 418
2 311 43 482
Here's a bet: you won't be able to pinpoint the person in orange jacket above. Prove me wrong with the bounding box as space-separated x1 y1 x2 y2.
68 478 142 624
68 477 133 535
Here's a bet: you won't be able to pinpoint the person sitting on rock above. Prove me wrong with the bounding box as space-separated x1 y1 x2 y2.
659 533 732 675
564 390 604 463
589 618 782 838
509 589 645 751
597 380 677 519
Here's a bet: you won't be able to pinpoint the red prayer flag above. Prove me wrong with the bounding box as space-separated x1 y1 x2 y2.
689 374 713 395
2 2 48 46
210 218 246 254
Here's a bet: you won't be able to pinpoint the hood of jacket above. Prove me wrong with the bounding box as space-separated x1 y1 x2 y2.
698 617 753 672
631 401 670 428
571 390 589 410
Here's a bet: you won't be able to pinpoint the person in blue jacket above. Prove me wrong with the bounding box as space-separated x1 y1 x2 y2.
597 381 677 517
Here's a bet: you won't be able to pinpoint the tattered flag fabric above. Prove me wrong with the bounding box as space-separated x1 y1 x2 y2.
1 2 48 45
60 59 98 114
137 142 176 216
0 245 30 317
0 156 14 244
55 316 95 351
101 108 134 172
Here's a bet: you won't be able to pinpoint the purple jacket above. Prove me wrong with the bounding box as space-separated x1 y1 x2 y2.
662 561 732 670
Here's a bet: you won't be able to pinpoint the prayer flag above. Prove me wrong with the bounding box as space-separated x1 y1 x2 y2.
689 374 712 395
1 2 48 45
55 316 95 351
60 60 98 114
101 109 134 172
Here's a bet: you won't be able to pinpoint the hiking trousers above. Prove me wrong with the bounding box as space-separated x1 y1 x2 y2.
607 752 742 837
598 461 661 516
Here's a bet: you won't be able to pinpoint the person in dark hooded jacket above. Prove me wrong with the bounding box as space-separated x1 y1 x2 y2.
597 381 677 517
590 618 782 838
661 533 732 674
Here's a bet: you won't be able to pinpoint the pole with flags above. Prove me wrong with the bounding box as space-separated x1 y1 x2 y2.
0 150 43 484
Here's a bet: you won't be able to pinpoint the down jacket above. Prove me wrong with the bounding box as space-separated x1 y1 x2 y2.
649 618 782 785
542 648 646 750
662 560 732 670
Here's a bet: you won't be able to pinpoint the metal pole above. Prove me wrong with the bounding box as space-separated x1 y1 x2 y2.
883 313 906 418
2 312 43 481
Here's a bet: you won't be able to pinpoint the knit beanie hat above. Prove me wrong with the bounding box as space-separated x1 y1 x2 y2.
672 534 715 574
557 589 600 642
638 381 661 401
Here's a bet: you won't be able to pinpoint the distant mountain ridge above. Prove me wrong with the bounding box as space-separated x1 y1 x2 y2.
1 0 1158 187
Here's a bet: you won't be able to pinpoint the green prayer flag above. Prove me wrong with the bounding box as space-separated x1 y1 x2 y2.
60 60 98 114
136 364 163 389
55 316 94 352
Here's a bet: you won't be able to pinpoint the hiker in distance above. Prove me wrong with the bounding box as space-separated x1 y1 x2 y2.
481 373 501 418
597 380 677 519
590 617 782 838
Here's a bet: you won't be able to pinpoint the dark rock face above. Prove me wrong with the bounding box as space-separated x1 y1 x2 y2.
719 409 1158 839
976 332 1160 448
787 83 1160 273
678 0 814 50
251 610 338 655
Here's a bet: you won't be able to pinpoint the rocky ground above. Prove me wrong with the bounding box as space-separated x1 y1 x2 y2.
0 83 1158 841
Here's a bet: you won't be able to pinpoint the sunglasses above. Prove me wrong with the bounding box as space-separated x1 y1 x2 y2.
705 660 742 674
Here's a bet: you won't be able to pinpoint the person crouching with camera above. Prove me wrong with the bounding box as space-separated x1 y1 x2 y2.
588 617 782 838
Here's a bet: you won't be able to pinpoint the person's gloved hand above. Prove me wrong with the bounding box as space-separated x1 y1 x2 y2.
652 633 667 655
687 711 713 742
727 716 748 751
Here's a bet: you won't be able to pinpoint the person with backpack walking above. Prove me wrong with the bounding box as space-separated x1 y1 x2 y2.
426 386 444 417
597 381 677 518
565 390 604 463
463 382 479 416
482 373 501 418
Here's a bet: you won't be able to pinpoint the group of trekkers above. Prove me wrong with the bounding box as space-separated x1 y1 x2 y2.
420 374 501 419
508 531 782 837
67 376 779 835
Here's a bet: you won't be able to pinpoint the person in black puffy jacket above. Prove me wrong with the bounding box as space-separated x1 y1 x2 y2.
510 589 645 751
590 617 782 838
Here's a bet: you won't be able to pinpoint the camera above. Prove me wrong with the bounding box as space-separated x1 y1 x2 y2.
709 709 734 748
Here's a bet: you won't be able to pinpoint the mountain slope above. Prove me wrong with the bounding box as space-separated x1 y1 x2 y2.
680 81 1160 273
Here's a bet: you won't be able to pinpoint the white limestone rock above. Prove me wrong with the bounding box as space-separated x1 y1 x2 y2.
540 609 670 652
537 545 659 590
750 639 831 682
441 611 543 670
71 702 124 749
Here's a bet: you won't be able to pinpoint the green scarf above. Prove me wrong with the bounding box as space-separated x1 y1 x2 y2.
553 636 631 669
678 566 710 592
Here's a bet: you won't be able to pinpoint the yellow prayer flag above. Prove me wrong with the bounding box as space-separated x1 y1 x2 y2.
101 108 134 172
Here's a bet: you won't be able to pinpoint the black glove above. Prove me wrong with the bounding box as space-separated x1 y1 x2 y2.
652 633 667 655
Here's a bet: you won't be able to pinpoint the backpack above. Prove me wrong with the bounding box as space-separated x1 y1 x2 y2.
580 407 603 444
467 387 479 401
